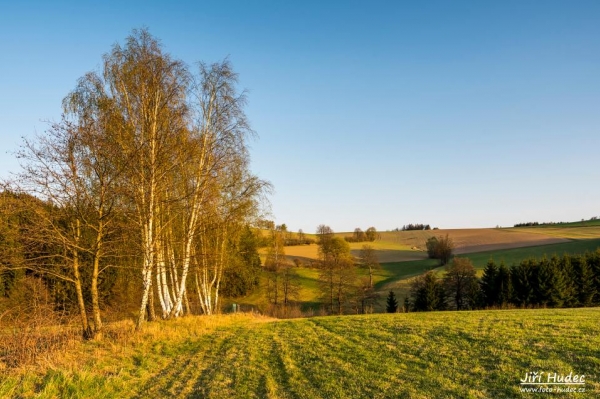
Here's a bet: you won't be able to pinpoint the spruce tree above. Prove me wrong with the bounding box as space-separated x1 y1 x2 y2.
536 257 564 307
572 255 595 306
435 279 448 310
585 250 600 304
480 259 499 307
497 262 512 306
403 296 410 313
386 290 398 313
410 271 445 311
558 255 577 307
511 260 535 306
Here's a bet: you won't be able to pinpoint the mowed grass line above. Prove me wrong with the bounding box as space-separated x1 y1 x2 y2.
4 309 600 398
203 310 600 398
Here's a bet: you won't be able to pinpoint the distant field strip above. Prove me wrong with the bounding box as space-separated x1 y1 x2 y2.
4 310 599 398
283 241 423 264
282 228 579 264
512 226 600 240
460 238 600 268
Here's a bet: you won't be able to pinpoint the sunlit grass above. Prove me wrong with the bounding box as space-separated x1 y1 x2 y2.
2 309 599 398
512 226 600 240
459 239 600 269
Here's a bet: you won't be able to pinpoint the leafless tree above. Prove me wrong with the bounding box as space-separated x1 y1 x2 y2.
359 244 381 288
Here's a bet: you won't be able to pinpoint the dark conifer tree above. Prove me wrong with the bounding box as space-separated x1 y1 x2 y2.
536 257 564 307
511 260 535 306
480 259 499 307
572 255 595 306
585 250 600 304
386 290 398 313
411 271 445 311
497 262 512 306
435 278 448 311
403 296 410 312
558 255 577 307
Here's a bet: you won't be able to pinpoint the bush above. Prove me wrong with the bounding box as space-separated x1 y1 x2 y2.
425 234 454 265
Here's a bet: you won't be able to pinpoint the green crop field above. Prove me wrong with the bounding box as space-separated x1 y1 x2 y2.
511 226 600 240
459 238 600 268
3 309 599 398
370 238 600 304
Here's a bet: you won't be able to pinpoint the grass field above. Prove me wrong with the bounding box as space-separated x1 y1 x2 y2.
282 241 423 264
2 309 599 398
370 238 600 303
459 238 600 268
376 228 574 253
512 226 600 240
254 237 600 312
262 221 600 266
279 227 583 264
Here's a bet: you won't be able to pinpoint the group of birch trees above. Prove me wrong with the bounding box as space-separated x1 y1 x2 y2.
6 29 268 338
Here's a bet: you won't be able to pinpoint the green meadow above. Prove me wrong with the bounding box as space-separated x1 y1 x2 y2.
247 237 600 312
4 226 600 398
3 309 599 398
459 238 600 269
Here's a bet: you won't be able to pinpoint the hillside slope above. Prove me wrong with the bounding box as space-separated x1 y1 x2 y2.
281 228 574 264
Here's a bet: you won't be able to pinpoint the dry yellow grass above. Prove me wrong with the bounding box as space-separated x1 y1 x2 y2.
279 242 426 264
0 313 273 374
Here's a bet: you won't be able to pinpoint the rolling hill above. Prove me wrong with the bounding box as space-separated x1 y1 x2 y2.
252 223 600 312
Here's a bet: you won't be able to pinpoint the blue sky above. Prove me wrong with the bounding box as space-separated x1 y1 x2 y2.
1 1 599 232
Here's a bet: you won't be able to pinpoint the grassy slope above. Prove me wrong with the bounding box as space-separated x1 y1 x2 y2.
374 238 600 282
275 241 421 264
280 225 600 265
372 238 600 305
460 238 600 268
249 237 600 312
3 309 599 398
246 223 600 310
512 226 600 239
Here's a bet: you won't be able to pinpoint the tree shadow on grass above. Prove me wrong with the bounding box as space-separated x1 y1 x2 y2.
374 259 440 290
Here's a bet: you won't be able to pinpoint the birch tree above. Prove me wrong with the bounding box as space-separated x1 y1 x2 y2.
11 29 269 329
100 29 189 328
181 60 267 316
265 226 286 306
13 111 121 339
